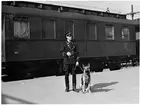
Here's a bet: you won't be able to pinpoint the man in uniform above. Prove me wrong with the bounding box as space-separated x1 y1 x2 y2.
60 31 79 92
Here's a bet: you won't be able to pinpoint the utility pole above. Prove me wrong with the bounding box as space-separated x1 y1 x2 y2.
131 5 134 20
126 4 139 20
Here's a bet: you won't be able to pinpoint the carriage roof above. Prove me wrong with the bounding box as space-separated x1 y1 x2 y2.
2 1 139 25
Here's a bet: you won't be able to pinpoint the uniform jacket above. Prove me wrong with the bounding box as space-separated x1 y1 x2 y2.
60 40 79 64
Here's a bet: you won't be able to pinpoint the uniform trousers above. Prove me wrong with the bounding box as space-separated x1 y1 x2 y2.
64 64 76 89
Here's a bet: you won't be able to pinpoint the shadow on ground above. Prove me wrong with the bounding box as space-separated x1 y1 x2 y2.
90 81 118 93
75 81 118 93
1 94 36 104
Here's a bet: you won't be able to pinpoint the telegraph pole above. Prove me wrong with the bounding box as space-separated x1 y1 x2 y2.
126 4 139 20
131 5 134 20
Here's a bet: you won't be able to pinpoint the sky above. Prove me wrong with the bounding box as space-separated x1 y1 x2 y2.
35 0 140 20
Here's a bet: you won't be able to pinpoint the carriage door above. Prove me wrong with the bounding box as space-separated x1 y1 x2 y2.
2 14 6 63
65 21 74 38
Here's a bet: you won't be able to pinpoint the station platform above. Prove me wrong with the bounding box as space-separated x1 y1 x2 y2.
2 67 139 104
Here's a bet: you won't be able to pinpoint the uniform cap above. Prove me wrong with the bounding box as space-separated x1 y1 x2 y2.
65 31 72 37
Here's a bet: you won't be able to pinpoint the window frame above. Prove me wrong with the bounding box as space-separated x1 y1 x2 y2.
64 20 74 39
87 22 97 40
42 19 56 39
121 27 130 40
13 19 30 39
105 24 115 40
136 32 140 40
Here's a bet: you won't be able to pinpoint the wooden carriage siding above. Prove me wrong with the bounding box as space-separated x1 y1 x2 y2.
2 1 137 59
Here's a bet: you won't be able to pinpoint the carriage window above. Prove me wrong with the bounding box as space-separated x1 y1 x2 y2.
65 21 74 38
136 32 140 40
105 25 114 40
121 27 130 40
43 19 56 39
14 21 30 38
56 20 65 39
87 23 97 40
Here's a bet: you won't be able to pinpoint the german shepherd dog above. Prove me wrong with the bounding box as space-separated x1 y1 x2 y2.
80 63 91 93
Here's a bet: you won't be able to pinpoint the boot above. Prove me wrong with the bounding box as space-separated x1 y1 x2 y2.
72 85 77 92
65 85 69 92
65 88 69 92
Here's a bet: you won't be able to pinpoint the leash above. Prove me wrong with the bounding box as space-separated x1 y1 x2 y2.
75 65 83 72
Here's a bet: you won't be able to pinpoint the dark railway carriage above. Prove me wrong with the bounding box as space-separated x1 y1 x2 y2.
2 1 138 79
134 19 140 65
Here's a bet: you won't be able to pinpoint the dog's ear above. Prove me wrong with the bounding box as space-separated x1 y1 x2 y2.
82 64 85 68
88 63 90 68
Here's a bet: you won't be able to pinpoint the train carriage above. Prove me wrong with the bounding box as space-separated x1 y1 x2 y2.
2 1 139 79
